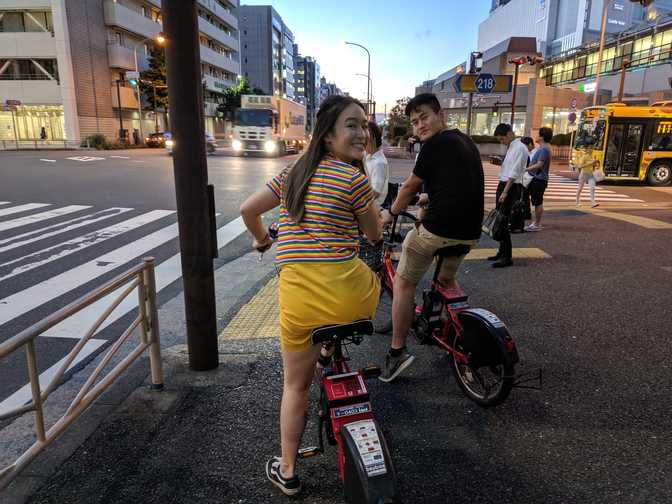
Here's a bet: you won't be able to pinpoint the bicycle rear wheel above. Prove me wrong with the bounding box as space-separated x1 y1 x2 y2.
450 318 514 407
341 419 399 503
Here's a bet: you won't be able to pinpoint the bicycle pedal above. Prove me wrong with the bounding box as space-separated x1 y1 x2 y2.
297 446 321 458
360 364 381 378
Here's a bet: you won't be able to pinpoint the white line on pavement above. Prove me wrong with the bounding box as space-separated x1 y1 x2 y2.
0 210 175 281
0 208 132 252
109 156 130 159
0 339 107 415
42 216 247 339
0 221 181 326
0 203 50 218
0 202 10 206
0 205 91 232
39 159 56 163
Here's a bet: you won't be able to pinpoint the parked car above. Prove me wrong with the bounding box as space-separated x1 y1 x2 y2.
165 132 217 155
145 132 167 148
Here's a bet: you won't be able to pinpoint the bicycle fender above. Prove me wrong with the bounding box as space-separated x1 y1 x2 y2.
456 308 519 365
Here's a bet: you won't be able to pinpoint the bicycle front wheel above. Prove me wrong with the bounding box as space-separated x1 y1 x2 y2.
450 320 514 407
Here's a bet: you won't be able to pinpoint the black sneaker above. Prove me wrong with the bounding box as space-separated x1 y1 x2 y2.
487 254 501 261
379 351 415 383
266 456 301 496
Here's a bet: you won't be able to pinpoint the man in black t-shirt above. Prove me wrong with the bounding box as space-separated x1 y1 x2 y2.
379 93 484 383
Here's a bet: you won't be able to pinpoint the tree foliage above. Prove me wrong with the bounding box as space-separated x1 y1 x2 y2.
387 97 411 139
216 77 265 120
140 45 168 112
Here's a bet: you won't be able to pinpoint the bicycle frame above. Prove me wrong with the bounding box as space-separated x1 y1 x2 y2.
380 215 503 365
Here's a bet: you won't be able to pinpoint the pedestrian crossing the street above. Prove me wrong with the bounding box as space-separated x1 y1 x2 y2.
0 201 247 414
484 174 644 203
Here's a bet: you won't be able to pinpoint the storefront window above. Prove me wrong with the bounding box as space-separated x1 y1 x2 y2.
542 106 571 134
0 105 65 141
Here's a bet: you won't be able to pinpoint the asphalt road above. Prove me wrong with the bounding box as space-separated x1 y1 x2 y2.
21 181 672 504
2 148 672 502
0 148 293 412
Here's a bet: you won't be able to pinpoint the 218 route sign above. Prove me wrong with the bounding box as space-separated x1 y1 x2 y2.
454 73 513 94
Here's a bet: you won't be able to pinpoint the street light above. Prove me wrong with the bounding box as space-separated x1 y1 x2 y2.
355 73 372 106
132 32 166 143
345 41 371 113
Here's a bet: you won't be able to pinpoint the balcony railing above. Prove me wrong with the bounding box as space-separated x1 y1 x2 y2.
103 0 161 40
107 43 136 70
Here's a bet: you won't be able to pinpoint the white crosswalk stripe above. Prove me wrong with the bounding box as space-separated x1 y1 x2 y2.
0 209 174 281
484 175 644 203
0 205 91 232
0 201 248 412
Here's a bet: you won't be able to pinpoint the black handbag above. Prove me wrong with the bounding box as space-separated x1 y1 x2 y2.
510 186 526 233
482 208 507 241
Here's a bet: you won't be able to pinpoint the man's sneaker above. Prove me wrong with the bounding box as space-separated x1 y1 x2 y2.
525 223 542 232
379 351 415 383
266 456 301 496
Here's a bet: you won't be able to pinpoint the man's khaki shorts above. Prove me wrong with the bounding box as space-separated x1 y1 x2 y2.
396 225 479 284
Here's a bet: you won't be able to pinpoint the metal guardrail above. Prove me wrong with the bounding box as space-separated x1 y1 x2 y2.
0 258 163 491
0 140 80 150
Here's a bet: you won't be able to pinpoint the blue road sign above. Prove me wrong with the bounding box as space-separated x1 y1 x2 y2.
454 74 513 94
474 73 496 93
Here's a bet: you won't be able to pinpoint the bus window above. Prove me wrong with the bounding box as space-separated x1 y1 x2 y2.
650 121 672 151
575 119 606 149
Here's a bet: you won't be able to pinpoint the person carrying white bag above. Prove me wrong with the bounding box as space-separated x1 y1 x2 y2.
573 145 602 208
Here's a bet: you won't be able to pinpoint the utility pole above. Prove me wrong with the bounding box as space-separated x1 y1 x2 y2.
617 59 631 102
508 57 526 128
163 0 219 371
466 52 482 135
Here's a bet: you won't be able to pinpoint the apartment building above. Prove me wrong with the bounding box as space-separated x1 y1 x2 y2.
479 0 672 57
294 51 319 132
0 0 241 145
239 5 294 99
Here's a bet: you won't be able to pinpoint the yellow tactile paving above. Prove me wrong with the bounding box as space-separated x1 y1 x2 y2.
219 276 279 342
466 248 551 260
588 209 672 229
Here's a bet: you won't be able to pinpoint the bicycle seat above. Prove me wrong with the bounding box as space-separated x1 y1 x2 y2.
435 244 472 258
311 320 374 345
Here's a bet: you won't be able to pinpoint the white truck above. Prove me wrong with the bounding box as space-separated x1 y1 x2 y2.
232 95 307 156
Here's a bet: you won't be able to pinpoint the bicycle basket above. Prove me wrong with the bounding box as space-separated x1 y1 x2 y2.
358 236 384 272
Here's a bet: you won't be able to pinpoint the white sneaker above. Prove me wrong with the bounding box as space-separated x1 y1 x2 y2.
525 223 542 232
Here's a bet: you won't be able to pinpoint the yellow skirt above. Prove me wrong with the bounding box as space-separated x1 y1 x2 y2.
278 258 381 351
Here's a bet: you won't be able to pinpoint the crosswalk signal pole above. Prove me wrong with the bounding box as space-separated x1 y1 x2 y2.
163 0 219 371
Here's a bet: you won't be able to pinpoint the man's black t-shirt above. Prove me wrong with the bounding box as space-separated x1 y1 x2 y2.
413 129 484 240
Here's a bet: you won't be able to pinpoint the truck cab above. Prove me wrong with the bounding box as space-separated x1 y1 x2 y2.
232 95 306 156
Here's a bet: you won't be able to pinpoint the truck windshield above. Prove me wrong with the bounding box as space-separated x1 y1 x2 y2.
235 109 273 127
574 119 605 150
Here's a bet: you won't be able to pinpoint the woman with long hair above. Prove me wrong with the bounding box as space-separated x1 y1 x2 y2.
240 95 383 496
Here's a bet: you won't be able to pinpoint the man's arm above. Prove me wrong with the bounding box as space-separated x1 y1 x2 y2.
391 173 424 216
499 143 527 203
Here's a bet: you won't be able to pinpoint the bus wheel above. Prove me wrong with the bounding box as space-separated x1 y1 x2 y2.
647 162 672 186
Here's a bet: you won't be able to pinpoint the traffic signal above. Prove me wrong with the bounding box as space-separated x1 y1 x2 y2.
470 52 483 73
526 55 544 65
631 0 654 6
128 78 138 87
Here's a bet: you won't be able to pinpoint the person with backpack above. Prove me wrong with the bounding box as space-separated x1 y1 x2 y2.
492 123 528 268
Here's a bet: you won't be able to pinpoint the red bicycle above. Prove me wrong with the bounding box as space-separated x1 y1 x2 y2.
298 321 399 504
375 212 522 406
261 226 399 504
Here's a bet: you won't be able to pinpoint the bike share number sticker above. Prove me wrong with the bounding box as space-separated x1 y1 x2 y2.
344 420 387 477
468 308 506 328
333 402 371 419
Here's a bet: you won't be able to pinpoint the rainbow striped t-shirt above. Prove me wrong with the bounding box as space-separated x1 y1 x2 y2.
266 158 374 265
